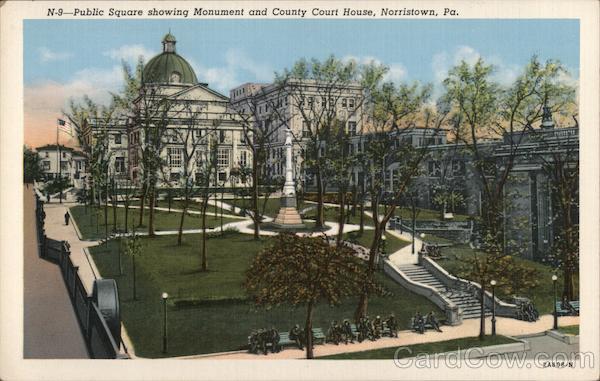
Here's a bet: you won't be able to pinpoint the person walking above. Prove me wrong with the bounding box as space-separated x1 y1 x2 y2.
64 211 70 226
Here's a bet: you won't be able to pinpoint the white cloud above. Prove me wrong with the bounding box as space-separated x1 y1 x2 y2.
189 49 275 94
38 47 72 62
103 44 156 63
342 55 407 84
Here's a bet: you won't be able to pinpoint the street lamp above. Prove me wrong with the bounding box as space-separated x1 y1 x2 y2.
420 233 426 252
162 292 169 354
552 274 558 330
490 280 497 336
381 234 387 256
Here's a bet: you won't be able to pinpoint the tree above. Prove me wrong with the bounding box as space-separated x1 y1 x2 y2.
276 56 364 229
354 81 438 319
195 123 219 271
23 145 43 183
443 56 576 339
245 233 376 359
166 101 208 245
232 84 289 239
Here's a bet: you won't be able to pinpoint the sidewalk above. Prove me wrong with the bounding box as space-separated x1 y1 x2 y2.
23 186 89 358
194 314 579 360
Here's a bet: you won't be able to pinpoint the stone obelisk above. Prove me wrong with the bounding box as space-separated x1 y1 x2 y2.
273 128 305 229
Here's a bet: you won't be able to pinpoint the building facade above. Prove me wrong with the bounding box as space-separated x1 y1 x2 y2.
36 144 87 189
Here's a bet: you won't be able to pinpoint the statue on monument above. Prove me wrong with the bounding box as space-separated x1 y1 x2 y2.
273 128 305 228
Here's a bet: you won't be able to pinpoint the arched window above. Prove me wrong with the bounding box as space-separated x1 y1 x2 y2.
170 71 181 83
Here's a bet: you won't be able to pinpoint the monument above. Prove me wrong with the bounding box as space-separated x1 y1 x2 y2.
273 128 305 229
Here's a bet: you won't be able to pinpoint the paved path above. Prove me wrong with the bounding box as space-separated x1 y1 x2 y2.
519 333 579 359
23 186 89 358
194 314 579 360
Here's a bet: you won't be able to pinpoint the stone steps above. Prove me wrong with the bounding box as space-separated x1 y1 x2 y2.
398 264 491 320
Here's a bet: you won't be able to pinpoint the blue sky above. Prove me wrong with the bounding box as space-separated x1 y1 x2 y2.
24 19 579 146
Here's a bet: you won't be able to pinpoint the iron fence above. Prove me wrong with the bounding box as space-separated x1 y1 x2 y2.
34 194 128 359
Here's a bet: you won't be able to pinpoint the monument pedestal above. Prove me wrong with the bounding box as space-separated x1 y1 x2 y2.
273 196 305 229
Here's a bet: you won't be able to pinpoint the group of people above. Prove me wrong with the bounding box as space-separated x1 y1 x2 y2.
517 301 540 322
326 314 399 345
248 327 280 355
411 311 443 334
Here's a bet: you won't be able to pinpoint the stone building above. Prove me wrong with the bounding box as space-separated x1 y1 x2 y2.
36 144 87 189
127 33 251 188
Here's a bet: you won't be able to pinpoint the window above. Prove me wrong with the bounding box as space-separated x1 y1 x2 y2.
115 157 125 173
302 121 311 138
347 121 357 136
218 172 227 182
62 151 67 159
45 152 49 158
193 129 203 141
342 98 347 108
219 130 226 143
42 161 50 170
348 98 355 109
60 161 68 171
218 148 229 167
170 172 181 182
114 133 122 145
239 150 248 167
428 160 441 177
452 160 466 176
168 148 182 169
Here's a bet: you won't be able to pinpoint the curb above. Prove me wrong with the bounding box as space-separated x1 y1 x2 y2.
411 336 530 360
546 329 579 344
68 207 85 241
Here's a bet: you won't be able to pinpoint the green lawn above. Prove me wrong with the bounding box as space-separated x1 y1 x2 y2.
434 244 579 315
70 205 239 240
344 230 411 254
303 205 373 226
119 199 230 216
89 233 441 358
557 325 579 336
231 197 282 217
379 205 471 222
318 335 516 359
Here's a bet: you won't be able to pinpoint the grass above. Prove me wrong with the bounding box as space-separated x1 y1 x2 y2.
557 325 579 336
231 197 283 218
69 205 239 240
422 235 455 245
434 244 579 315
379 205 471 222
119 199 230 216
89 233 441 358
318 335 517 359
344 230 411 254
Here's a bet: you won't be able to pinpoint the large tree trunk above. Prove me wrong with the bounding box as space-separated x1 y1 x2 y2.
479 283 486 340
355 220 382 320
124 199 129 233
148 186 156 237
138 184 146 227
252 159 260 240
201 200 208 271
305 299 315 359
359 197 365 235
337 189 346 247
177 196 187 246
315 167 325 228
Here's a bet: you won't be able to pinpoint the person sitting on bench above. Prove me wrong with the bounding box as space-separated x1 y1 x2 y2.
269 327 280 353
289 324 303 350
413 312 425 334
561 296 578 316
342 319 354 344
426 311 443 332
386 313 398 337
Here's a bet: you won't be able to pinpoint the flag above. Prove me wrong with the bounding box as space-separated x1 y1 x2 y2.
57 118 73 136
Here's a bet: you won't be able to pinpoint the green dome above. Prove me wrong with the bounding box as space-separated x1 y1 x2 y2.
142 33 198 85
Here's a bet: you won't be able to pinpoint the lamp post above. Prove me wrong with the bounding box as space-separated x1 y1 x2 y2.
552 274 558 330
420 233 426 252
162 292 169 354
381 234 387 256
490 280 497 336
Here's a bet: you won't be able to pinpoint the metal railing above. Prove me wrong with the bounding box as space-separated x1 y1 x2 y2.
34 195 129 359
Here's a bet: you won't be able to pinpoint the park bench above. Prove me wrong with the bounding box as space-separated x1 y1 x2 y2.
348 322 396 341
409 317 442 333
555 300 579 316
249 328 326 352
